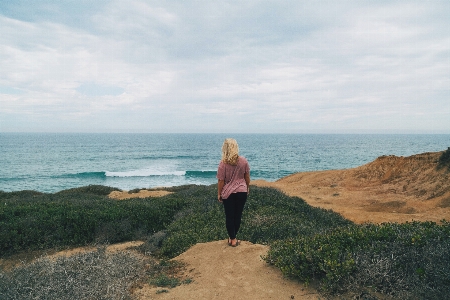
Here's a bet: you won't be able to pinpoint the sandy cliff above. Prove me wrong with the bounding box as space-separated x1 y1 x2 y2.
253 151 450 224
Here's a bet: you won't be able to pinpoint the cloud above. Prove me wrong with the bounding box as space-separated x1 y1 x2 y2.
0 86 24 95
76 83 124 97
0 0 449 133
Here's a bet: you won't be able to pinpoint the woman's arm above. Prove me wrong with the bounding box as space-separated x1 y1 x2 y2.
217 179 224 202
244 172 250 194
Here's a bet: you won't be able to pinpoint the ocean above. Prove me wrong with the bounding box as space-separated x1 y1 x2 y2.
0 133 449 193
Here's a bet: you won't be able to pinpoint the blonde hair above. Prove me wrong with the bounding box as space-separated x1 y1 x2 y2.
221 138 239 165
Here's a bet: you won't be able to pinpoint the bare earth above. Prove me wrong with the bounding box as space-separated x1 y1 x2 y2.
134 240 318 300
109 189 173 200
253 151 450 224
3 151 449 299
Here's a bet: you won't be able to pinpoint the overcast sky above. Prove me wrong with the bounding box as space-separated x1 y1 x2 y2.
1 1 449 133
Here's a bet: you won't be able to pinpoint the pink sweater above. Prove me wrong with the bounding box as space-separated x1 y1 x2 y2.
217 156 250 199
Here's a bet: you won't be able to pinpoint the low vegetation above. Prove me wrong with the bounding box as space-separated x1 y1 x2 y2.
0 185 184 256
148 259 193 292
265 221 450 298
159 185 351 258
438 147 450 170
0 246 145 300
1 184 449 299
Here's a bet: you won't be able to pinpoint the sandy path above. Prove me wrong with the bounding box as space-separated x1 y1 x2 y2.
2 240 319 299
109 189 172 200
135 240 318 300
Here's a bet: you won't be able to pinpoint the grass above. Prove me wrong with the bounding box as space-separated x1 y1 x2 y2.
1 184 449 299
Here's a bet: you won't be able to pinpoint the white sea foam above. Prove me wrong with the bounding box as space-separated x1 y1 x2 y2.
105 169 186 177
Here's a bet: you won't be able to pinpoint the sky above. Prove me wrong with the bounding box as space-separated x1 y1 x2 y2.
0 1 449 133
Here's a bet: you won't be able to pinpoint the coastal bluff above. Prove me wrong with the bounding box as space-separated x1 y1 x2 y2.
253 150 450 224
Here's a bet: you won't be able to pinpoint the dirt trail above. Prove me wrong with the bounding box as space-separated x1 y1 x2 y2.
253 151 450 224
134 240 318 300
1 241 319 300
109 189 172 199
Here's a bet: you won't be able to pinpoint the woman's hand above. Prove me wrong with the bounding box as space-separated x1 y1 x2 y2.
244 172 250 195
217 179 224 203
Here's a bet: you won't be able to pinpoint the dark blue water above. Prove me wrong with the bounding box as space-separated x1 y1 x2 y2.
0 133 449 193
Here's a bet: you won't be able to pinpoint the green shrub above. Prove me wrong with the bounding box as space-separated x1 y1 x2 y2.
147 259 192 290
0 190 45 200
55 185 121 196
3 184 450 299
265 221 450 297
438 147 450 170
160 186 352 257
128 188 141 194
150 274 181 288
0 186 186 256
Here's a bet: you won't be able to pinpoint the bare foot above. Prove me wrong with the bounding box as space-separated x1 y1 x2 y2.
231 239 240 247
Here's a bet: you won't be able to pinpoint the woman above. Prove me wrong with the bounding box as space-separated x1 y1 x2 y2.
217 138 250 247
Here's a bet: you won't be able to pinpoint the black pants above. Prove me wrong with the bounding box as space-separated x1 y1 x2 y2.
222 192 247 240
